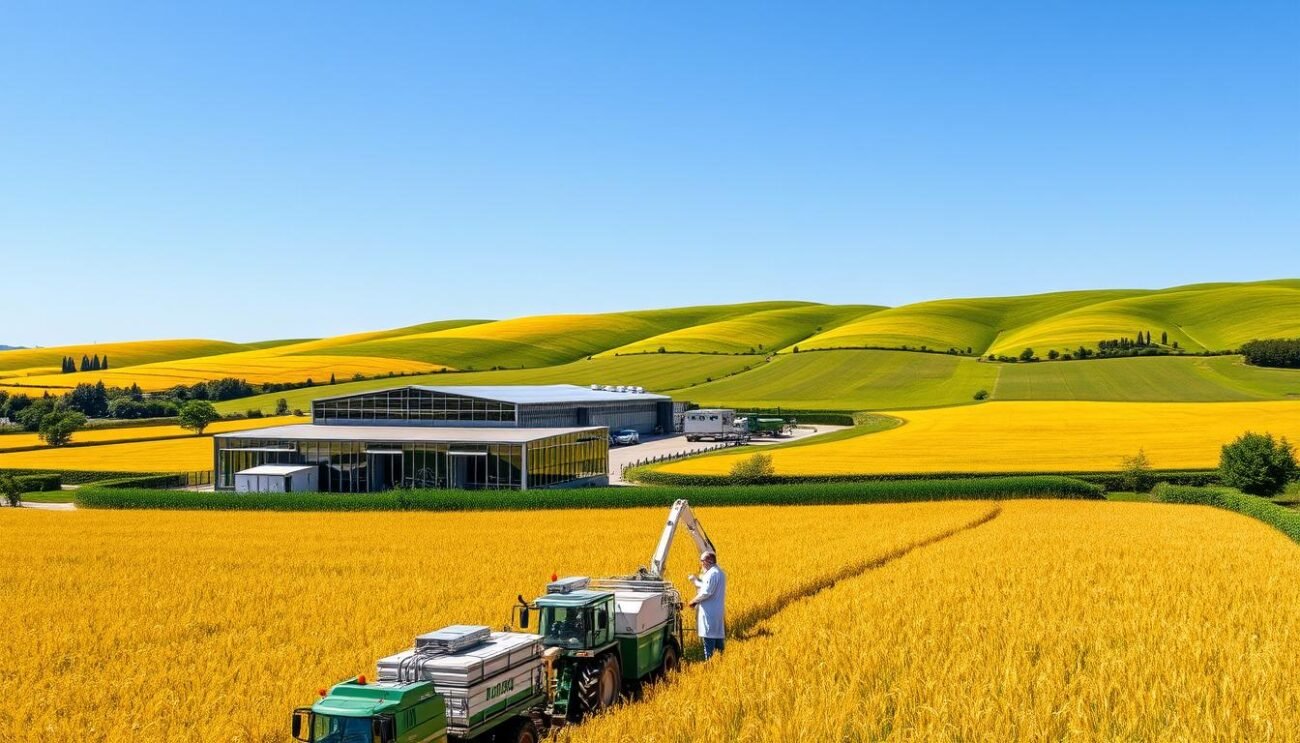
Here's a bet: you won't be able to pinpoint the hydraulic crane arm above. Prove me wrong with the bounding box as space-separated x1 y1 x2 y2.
648 499 715 580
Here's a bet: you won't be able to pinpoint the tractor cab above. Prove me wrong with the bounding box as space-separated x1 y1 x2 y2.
292 677 448 743
535 590 616 652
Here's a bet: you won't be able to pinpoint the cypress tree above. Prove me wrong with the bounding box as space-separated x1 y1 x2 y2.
102 355 109 370
80 354 90 372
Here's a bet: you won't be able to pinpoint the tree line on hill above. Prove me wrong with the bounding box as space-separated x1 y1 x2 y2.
59 354 109 373
1240 339 1300 369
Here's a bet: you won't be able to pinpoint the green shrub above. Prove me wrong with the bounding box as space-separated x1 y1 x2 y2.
1119 449 1155 493
1219 432 1299 496
76 476 1103 511
973 390 989 400
729 453 775 484
1153 484 1300 543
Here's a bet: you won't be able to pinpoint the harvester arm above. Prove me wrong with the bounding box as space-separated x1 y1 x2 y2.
648 499 715 580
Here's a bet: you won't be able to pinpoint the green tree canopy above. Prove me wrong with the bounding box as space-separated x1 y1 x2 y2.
1219 432 1299 497
177 400 221 435
38 410 87 447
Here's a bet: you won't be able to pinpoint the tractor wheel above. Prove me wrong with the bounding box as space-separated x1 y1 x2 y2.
574 654 621 720
660 641 681 679
509 719 539 743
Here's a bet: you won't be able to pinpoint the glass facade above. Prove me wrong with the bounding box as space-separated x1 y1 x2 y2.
312 388 518 426
525 431 608 489
215 430 607 492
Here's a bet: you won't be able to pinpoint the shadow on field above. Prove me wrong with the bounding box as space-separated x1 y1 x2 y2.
687 503 1003 657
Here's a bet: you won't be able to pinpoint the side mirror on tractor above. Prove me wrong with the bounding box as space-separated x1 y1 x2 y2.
291 708 313 742
514 595 530 629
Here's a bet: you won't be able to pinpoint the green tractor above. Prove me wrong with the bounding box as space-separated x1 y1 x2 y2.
518 576 685 724
291 499 714 742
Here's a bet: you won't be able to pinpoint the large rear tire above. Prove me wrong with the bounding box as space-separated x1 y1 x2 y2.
509 719 539 743
660 641 681 679
573 654 621 720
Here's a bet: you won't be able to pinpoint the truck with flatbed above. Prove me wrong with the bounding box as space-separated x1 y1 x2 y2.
291 500 716 743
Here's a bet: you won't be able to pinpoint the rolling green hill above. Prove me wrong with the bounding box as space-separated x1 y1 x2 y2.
0 339 271 376
313 302 811 369
17 280 1300 412
600 304 884 356
663 350 1001 411
214 353 758 414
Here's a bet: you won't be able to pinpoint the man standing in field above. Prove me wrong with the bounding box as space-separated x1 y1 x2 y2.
688 550 727 659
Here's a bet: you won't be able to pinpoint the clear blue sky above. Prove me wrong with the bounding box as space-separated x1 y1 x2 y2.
2 1 1297 345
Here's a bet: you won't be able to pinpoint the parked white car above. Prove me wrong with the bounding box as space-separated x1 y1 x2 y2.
612 428 641 446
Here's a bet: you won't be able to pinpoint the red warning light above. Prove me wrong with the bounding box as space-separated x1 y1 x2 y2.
550 572 558 582
318 688 327 697
357 674 367 685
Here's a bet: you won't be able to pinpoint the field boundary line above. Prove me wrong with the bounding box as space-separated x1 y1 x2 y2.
726 503 1003 643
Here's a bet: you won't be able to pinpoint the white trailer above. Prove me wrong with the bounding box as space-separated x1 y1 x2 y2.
683 409 747 442
234 464 318 493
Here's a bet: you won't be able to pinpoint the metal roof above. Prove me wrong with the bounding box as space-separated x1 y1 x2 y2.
312 383 670 405
214 423 607 444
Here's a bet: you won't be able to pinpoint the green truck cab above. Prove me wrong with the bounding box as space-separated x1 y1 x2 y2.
293 674 541 743
292 677 449 743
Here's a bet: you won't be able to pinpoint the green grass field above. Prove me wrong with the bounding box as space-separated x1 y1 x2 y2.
994 355 1300 402
664 350 1001 410
215 353 758 414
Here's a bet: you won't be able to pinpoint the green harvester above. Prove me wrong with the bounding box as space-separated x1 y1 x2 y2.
291 499 714 743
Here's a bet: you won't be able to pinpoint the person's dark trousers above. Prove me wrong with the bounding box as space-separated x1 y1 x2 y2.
702 637 725 660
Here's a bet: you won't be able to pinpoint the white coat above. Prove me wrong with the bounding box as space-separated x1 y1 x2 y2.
689 564 727 639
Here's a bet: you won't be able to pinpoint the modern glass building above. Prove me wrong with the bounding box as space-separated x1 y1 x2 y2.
310 384 673 433
213 384 666 492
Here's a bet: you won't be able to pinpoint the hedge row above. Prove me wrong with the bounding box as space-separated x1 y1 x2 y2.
626 466 1218 489
0 468 163 485
13 474 62 493
1153 484 1300 543
76 476 1103 511
95 474 192 489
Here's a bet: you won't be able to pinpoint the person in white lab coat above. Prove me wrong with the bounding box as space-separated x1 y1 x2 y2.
687 550 727 659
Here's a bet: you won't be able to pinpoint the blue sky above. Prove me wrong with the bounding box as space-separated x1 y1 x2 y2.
2 1 1297 345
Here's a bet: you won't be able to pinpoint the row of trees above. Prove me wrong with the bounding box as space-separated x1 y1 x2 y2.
1240 338 1300 369
0 388 221 446
60 354 109 373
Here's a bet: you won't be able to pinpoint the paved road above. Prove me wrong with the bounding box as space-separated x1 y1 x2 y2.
608 425 847 484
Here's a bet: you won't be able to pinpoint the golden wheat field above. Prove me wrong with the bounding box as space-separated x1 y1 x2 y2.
0 415 302 452
9 353 445 392
568 501 1300 743
662 400 1300 476
0 502 992 742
